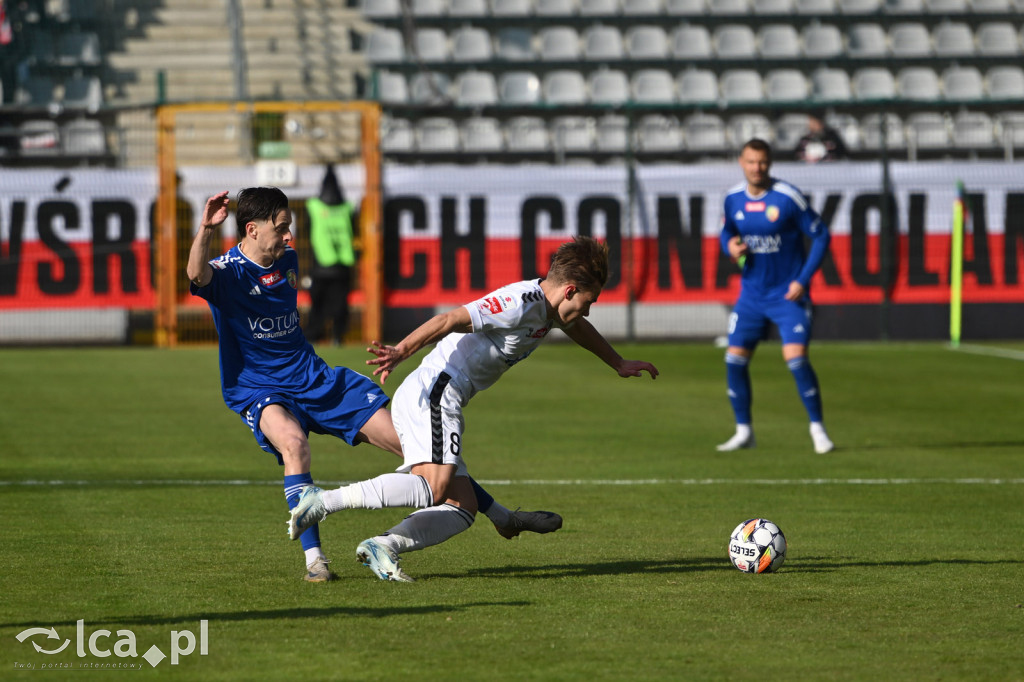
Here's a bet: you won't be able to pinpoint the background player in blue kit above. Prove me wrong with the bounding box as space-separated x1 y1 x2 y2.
186 188 561 582
717 139 835 455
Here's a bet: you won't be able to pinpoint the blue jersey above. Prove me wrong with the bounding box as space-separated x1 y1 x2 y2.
190 244 326 414
720 178 831 300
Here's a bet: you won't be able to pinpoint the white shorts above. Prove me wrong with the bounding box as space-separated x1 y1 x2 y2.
391 366 469 477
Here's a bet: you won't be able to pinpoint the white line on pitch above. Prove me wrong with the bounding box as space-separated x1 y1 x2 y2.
1 478 1022 487
952 343 1024 361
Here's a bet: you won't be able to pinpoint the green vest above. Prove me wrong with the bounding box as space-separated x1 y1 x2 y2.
307 197 356 267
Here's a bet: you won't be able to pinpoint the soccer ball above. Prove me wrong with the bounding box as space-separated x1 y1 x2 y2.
728 518 787 573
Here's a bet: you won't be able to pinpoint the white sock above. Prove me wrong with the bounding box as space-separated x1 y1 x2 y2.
304 547 325 567
322 473 433 513
735 424 752 439
810 421 827 437
376 503 475 555
482 500 511 527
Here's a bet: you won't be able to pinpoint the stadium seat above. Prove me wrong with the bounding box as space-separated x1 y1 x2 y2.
450 0 489 14
753 0 794 13
795 0 835 12
971 0 1011 10
925 0 967 10
535 0 578 14
671 25 713 59
505 116 550 150
381 117 415 151
987 66 1024 99
683 112 728 151
883 0 923 11
942 66 984 101
409 72 452 104
15 76 56 108
361 0 401 18
774 113 811 151
951 111 995 149
726 114 774 146
18 120 61 156
583 25 625 60
626 26 669 59
847 24 889 58
496 28 535 60
714 25 757 59
596 115 630 151
838 0 881 12
896 67 941 100
765 69 809 101
665 0 706 11
56 31 101 67
975 23 1019 57
802 23 844 59
580 0 621 12
451 27 493 61
588 68 630 104
414 28 450 62
453 70 499 106
905 112 949 149
758 25 801 58
542 70 588 104
677 68 719 103
551 116 596 151
62 74 103 113
622 0 664 12
826 112 862 149
632 69 677 103
491 0 533 15
376 70 409 103
636 115 682 151
707 0 749 13
461 117 505 151
996 112 1024 148
499 71 542 104
416 117 460 151
889 23 932 56
365 28 405 63
860 112 906 149
853 67 896 99
539 26 581 60
720 69 764 102
810 67 852 101
932 22 974 56
61 118 105 156
412 0 447 15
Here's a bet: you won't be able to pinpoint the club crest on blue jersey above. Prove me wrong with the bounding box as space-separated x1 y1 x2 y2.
287 270 297 289
766 206 780 222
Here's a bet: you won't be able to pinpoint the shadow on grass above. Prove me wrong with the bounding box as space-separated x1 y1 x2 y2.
793 556 1020 572
1 601 530 629
428 556 729 580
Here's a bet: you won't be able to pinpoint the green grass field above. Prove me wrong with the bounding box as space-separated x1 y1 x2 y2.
1 342 1022 680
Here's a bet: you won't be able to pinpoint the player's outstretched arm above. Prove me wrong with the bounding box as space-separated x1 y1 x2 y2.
563 318 659 379
366 306 474 384
186 191 230 287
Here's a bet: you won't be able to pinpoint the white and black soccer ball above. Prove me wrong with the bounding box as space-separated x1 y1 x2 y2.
728 518 787 574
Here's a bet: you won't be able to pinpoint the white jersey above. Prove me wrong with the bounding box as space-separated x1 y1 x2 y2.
419 279 554 405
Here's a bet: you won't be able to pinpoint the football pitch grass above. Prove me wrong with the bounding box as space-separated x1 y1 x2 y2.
1 341 1022 680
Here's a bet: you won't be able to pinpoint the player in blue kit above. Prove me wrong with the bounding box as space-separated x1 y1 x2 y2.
186 188 561 582
717 139 835 455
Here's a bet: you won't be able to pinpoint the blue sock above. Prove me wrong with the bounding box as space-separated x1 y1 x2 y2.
725 352 752 425
787 356 824 423
284 473 321 552
469 476 494 514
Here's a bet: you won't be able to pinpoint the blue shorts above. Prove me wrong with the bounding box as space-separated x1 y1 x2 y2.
241 366 390 465
727 294 814 349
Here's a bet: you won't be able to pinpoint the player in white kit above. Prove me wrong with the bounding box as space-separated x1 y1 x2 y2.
287 237 660 581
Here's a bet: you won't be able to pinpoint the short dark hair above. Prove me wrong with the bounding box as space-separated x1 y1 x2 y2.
741 138 773 159
547 236 609 293
235 187 289 240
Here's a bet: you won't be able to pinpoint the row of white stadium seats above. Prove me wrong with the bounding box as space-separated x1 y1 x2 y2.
363 0 1023 18
14 119 107 157
376 65 1024 105
382 111 1024 153
366 22 1024 63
